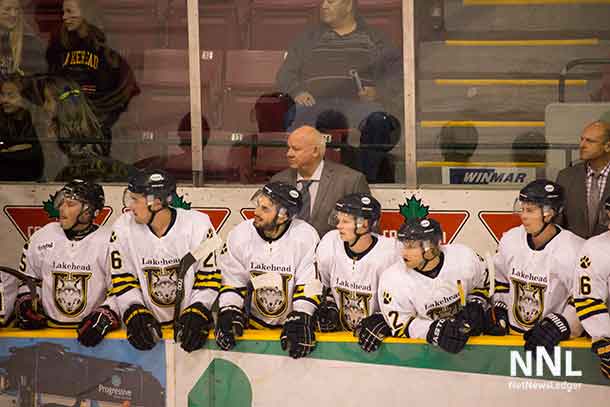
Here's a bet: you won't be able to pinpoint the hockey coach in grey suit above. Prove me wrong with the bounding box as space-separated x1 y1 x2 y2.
272 125 370 238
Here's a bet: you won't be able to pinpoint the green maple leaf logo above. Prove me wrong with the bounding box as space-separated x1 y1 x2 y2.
171 194 191 210
43 194 59 218
399 195 429 221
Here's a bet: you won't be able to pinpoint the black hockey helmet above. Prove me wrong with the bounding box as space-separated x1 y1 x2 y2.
126 169 176 206
335 193 381 220
517 179 564 213
397 217 443 246
253 181 303 218
54 179 105 214
330 193 381 231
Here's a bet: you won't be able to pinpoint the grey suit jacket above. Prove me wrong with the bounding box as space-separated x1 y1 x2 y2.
271 160 370 238
556 162 610 239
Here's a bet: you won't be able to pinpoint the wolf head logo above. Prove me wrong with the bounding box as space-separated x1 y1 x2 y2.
53 272 90 316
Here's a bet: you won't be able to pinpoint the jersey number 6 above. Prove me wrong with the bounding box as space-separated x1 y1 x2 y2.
111 251 122 270
580 276 591 295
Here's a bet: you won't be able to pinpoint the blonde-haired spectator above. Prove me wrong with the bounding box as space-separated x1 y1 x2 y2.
0 0 45 76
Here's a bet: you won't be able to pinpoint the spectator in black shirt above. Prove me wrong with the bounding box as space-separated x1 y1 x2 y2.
0 74 43 180
46 0 139 139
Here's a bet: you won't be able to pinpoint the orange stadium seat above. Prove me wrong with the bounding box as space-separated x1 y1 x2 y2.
136 49 223 133
138 49 191 135
167 2 242 49
359 0 402 47
162 131 253 183
201 131 253 183
252 131 289 181
221 50 286 132
249 0 319 50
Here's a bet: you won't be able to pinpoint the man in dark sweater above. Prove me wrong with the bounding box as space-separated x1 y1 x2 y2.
275 0 402 130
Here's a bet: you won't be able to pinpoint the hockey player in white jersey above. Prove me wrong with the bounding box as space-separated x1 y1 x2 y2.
316 193 401 334
215 181 321 359
489 179 584 353
12 180 120 347
109 170 221 352
573 195 610 380
368 215 488 354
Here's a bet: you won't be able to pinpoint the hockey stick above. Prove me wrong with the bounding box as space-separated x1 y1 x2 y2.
173 231 223 340
484 252 496 323
243 281 254 328
0 266 42 312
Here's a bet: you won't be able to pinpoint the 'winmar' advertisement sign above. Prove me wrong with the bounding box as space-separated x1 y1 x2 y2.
443 167 536 185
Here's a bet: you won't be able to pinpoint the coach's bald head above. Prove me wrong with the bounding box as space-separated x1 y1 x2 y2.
286 126 327 178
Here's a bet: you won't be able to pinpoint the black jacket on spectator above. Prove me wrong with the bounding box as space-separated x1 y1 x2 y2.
0 108 43 181
46 25 139 131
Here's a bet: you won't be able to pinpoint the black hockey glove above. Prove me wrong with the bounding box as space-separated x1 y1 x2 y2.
426 318 471 354
456 298 487 336
280 311 316 359
215 305 246 351
15 293 47 330
484 301 509 336
123 304 162 351
175 302 213 353
316 300 340 332
592 337 610 380
77 306 120 347
523 312 571 354
355 313 391 353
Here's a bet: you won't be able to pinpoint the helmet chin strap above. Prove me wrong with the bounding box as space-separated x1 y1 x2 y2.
415 244 439 271
64 203 95 240
531 208 552 238
258 210 289 238
146 196 168 226
348 219 368 248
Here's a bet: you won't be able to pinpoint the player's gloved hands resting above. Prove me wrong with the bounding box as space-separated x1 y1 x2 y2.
123 303 162 351
175 302 213 353
523 312 570 354
77 306 120 347
456 298 487 336
484 301 509 336
215 305 246 351
281 311 316 359
592 337 610 380
316 300 340 332
15 293 47 330
426 318 471 354
355 313 391 353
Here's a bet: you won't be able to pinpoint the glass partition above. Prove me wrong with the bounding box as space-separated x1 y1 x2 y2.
414 0 610 187
0 0 189 183
197 0 406 185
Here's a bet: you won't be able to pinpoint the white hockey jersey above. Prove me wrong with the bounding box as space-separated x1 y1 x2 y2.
218 219 320 329
493 225 584 336
378 243 488 339
14 222 114 327
317 230 402 330
0 272 18 325
573 231 610 339
109 208 220 324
